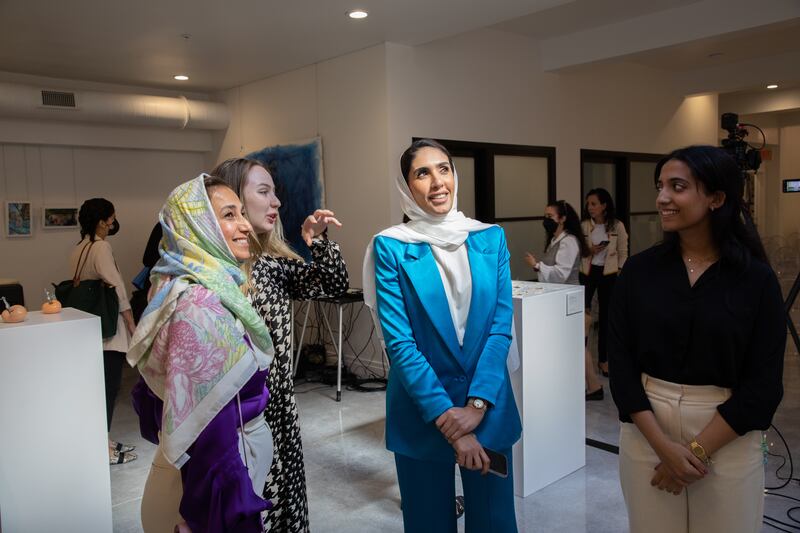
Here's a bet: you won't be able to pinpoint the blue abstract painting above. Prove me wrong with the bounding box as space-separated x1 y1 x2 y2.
248 138 324 261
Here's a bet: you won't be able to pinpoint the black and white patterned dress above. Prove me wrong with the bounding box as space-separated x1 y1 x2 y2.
250 237 349 532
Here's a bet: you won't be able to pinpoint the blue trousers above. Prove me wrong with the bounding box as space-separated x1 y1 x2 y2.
394 450 518 533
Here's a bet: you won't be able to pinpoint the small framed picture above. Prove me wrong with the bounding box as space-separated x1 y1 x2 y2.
5 201 32 237
42 206 79 229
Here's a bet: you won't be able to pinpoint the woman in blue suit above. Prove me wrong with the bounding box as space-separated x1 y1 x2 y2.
363 139 521 532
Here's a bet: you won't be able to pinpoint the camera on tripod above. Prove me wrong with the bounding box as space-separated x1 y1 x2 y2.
720 112 762 174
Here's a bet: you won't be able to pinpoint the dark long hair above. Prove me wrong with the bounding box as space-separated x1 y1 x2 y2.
584 187 617 232
654 145 768 268
400 138 453 181
78 198 114 242
546 200 591 257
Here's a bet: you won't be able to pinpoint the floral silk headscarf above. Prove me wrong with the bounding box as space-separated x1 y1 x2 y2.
127 174 273 467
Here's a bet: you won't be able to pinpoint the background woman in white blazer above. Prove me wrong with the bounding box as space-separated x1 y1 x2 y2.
580 188 628 377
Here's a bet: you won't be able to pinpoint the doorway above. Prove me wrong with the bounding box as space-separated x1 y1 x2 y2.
422 138 556 280
581 150 663 256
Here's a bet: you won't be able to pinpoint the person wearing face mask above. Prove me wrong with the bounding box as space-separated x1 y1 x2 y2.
524 200 588 284
130 175 275 533
213 157 348 533
363 139 521 532
524 201 603 400
69 198 137 464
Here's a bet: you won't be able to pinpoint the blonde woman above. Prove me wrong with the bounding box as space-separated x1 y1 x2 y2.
214 158 348 532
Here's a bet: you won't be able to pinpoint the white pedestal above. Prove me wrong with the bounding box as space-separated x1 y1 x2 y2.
0 309 112 533
510 281 586 497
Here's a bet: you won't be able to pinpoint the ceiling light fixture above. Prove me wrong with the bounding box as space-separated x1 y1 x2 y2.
174 75 189 81
347 9 368 19
767 84 778 89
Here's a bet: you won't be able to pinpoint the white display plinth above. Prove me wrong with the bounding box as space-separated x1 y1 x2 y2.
510 281 585 497
0 309 112 533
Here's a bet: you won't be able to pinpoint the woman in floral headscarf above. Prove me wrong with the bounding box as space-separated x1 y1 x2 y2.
129 175 275 533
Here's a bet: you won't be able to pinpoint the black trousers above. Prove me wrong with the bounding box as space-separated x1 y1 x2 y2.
581 265 617 363
103 350 126 431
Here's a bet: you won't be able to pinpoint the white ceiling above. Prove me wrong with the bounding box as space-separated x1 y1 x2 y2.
0 0 570 92
1 0 798 94
625 18 800 72
492 0 701 40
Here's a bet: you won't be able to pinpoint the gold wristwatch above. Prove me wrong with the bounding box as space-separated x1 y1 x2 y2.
689 439 712 466
468 397 487 412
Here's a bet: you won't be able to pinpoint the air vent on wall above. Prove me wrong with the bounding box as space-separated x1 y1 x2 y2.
41 90 76 108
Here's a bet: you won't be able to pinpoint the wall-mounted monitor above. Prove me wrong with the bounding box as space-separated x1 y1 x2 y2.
783 179 800 193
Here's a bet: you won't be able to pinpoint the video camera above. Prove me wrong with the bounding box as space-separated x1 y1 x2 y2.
720 112 762 174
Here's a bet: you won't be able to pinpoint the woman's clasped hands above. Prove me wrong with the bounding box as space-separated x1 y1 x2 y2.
436 406 490 474
650 440 709 495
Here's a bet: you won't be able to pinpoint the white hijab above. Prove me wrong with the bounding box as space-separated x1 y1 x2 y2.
362 167 520 372
362 171 491 310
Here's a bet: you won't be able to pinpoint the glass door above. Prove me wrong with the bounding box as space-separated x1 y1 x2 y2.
493 154 551 280
628 161 660 255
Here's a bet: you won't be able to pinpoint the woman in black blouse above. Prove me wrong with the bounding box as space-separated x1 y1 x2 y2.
609 145 785 533
214 158 349 532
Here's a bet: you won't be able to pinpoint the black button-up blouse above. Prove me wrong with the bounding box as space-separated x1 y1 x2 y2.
608 242 786 435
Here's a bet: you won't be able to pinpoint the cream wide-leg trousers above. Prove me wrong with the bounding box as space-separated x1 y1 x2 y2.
619 374 764 533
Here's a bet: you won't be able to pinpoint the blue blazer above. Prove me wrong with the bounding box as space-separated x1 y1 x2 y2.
373 226 522 461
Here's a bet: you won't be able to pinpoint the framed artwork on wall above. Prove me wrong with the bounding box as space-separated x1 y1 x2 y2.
43 206 79 229
5 201 33 237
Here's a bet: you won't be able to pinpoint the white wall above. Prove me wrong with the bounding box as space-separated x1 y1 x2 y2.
779 124 800 237
0 145 207 308
739 111 800 239
212 44 391 288
386 29 718 216
0 72 218 308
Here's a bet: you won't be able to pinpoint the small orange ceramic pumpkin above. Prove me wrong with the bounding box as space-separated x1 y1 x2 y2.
1 304 28 323
42 299 62 314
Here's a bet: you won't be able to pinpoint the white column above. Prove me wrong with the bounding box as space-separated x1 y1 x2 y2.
0 309 112 532
510 281 586 497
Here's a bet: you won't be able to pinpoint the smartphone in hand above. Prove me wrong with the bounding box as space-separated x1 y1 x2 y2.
484 447 508 478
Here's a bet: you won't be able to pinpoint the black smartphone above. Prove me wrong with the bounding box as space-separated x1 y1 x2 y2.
484 447 508 478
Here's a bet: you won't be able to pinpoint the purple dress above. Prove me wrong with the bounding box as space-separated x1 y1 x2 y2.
133 366 271 532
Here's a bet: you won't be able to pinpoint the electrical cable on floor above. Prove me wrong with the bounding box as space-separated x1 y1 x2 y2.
292 298 389 393
764 518 797 532
766 424 795 490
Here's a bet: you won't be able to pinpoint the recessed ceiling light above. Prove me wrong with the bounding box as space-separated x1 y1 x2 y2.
767 84 778 89
347 9 368 19
174 75 189 81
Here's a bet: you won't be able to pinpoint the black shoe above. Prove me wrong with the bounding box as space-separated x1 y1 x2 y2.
586 386 604 401
455 495 465 519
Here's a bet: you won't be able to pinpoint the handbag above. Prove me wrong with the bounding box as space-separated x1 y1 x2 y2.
54 241 119 338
